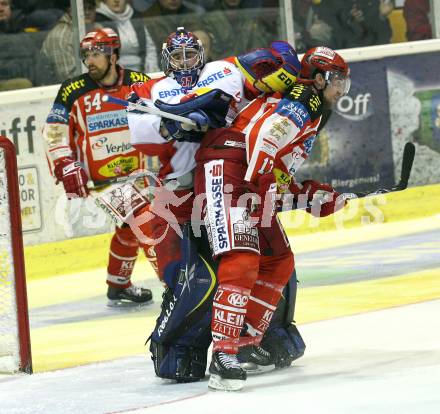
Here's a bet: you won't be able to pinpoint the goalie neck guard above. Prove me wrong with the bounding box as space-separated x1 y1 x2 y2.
161 27 205 90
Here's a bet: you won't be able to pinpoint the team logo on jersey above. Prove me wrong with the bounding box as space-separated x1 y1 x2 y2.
98 156 139 177
204 160 230 255
47 103 69 123
276 99 310 127
157 70 233 99
87 110 128 132
227 292 248 308
61 79 86 103
130 72 150 83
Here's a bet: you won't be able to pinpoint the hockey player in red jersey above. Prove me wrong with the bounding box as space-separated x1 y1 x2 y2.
193 46 350 390
122 28 302 382
127 29 301 282
43 28 156 306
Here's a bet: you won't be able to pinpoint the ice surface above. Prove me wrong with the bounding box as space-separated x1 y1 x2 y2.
1 300 439 414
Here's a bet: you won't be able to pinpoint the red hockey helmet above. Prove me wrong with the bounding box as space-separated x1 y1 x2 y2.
300 46 351 95
80 28 120 61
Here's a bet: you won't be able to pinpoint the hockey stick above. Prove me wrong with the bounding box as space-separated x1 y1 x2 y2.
285 142 416 211
102 94 197 126
86 171 155 190
343 142 416 200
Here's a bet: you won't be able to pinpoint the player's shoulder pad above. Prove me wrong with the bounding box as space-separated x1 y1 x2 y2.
222 56 236 65
55 73 95 109
285 83 323 122
131 76 164 99
204 59 240 77
124 69 151 86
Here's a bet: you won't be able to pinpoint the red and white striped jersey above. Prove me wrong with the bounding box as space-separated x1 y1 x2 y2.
230 83 325 185
127 60 251 181
43 67 150 182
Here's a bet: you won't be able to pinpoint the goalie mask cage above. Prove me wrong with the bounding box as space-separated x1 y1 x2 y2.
0 136 32 374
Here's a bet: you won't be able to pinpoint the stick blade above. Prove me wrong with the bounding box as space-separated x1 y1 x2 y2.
399 142 416 189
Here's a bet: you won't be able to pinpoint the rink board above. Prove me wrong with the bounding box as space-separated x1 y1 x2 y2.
23 183 440 280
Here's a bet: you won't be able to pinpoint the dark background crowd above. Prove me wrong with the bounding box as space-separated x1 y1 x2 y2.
0 0 434 91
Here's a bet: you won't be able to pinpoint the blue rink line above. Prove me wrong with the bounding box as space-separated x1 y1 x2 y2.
27 228 440 331
29 296 159 329
295 229 440 286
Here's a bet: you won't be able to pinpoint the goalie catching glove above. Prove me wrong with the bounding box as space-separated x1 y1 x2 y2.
160 110 210 142
54 158 89 199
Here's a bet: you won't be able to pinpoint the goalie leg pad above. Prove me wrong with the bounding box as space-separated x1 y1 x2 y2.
149 223 217 381
151 224 217 344
150 339 209 383
260 269 306 367
261 323 305 368
270 269 298 327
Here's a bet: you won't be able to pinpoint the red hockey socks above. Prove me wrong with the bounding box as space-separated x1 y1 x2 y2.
245 279 285 336
107 227 139 288
211 284 250 354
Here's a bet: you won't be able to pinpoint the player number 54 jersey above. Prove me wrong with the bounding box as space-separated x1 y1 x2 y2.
43 68 150 182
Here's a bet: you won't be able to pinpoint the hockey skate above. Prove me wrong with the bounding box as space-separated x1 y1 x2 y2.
237 344 275 374
107 284 153 307
208 351 246 391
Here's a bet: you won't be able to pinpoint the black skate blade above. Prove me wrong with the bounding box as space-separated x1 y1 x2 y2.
106 298 153 309
240 361 276 375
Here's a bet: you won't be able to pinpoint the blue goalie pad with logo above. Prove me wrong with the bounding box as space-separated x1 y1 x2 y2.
261 269 306 367
149 223 217 382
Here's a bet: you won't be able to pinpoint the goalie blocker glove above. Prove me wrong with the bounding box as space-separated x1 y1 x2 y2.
155 88 234 142
160 110 210 142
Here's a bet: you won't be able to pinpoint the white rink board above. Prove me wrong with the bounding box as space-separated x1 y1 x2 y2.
1 41 440 246
0 86 114 246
